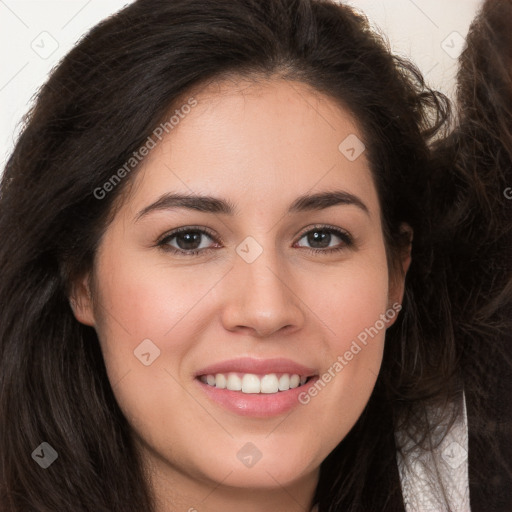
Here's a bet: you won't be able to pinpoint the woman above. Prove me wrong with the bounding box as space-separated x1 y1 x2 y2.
0 0 509 511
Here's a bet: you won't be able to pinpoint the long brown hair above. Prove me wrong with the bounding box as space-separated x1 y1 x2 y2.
0 0 509 510
430 1 512 510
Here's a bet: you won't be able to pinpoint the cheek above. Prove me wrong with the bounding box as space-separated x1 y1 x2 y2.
298 249 390 356
94 242 216 343
90 251 210 451
290 249 390 444
322 266 388 336
90 244 207 408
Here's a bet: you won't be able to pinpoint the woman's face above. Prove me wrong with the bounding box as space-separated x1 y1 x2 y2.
72 78 408 507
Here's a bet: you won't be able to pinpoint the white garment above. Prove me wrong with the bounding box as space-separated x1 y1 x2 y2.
396 393 471 512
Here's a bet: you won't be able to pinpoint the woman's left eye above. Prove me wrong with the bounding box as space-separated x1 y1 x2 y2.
294 226 353 253
157 225 353 256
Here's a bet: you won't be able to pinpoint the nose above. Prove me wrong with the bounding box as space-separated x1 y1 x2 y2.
220 245 306 338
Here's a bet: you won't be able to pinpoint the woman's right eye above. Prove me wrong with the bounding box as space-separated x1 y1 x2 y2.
158 227 221 256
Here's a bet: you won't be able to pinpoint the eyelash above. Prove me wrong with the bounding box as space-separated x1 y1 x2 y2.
156 224 354 257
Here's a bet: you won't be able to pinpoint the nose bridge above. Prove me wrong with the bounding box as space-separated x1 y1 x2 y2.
220 235 304 337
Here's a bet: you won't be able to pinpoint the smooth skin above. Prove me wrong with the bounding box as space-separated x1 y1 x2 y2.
71 77 411 512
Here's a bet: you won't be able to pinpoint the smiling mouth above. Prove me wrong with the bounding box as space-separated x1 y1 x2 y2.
198 372 315 394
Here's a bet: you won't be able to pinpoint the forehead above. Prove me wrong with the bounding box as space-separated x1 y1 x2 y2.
119 77 378 219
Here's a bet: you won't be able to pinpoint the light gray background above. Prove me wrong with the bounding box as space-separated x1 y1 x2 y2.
0 0 483 170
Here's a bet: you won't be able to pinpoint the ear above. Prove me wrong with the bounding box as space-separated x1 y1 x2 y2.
387 223 413 326
69 274 96 327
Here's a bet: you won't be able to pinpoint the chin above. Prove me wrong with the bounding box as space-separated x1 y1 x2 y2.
193 437 322 489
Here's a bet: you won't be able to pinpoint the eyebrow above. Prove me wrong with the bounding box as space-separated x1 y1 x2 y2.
134 190 369 222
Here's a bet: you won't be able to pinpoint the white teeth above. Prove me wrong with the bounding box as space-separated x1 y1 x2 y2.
215 373 226 389
226 373 242 391
289 374 300 388
242 374 260 393
200 372 310 394
260 374 279 393
278 374 290 391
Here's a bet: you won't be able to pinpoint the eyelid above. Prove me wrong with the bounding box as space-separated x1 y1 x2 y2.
156 225 221 245
295 223 352 241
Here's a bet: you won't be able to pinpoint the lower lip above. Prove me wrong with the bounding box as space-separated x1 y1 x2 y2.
195 377 319 417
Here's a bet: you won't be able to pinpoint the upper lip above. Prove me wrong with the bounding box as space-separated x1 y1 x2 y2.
194 357 318 377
